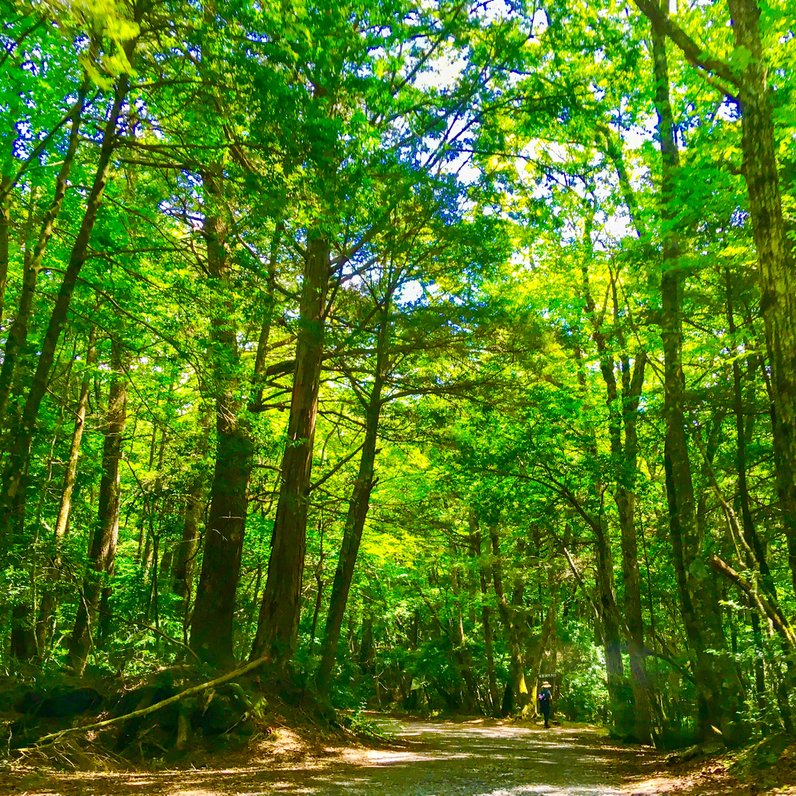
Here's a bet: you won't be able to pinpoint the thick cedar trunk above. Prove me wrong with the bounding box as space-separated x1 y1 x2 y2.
36 329 97 653
726 0 796 596
251 233 330 667
652 22 748 745
189 407 251 665
316 313 387 695
189 180 280 665
189 167 253 666
67 340 126 675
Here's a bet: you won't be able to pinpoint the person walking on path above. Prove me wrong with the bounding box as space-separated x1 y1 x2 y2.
538 681 553 728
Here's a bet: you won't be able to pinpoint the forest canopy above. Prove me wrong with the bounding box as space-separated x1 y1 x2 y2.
1 0 795 750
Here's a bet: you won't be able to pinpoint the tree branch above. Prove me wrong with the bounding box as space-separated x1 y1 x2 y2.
633 0 741 98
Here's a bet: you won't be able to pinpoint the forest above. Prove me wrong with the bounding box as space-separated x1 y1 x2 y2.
1 0 795 763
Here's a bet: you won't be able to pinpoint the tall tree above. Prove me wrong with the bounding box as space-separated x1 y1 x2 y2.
650 13 748 745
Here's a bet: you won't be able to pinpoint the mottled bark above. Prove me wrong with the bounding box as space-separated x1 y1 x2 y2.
251 233 330 667
189 167 252 667
449 567 479 713
470 519 500 715
651 22 748 745
617 352 653 742
637 0 796 604
726 0 796 596
591 512 633 736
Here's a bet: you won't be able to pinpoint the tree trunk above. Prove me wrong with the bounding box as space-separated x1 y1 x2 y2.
449 567 479 713
489 526 528 712
0 62 133 576
189 166 253 667
172 478 205 600
470 518 500 715
67 338 127 675
0 182 9 326
316 310 388 695
725 0 796 597
36 328 97 653
0 82 89 425
583 258 652 743
651 21 748 745
251 232 331 667
617 352 654 742
527 600 556 714
591 512 633 735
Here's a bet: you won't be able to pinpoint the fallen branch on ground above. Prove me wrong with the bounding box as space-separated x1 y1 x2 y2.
16 653 272 753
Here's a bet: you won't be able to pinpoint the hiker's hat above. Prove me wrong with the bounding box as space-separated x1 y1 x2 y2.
541 681 552 687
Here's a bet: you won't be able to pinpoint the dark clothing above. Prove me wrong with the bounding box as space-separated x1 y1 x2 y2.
538 687 552 728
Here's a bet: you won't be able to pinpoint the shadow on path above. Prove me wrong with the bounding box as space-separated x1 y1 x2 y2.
2 718 659 796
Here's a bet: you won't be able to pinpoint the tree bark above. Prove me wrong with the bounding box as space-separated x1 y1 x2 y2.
316 309 388 695
725 0 796 597
172 478 205 600
0 81 89 425
36 328 97 653
251 232 331 667
580 256 653 742
637 0 796 603
591 511 633 736
651 19 748 745
189 166 253 666
449 566 479 713
489 526 529 712
67 338 127 675
0 61 133 580
470 518 500 715
617 351 653 743
0 180 9 326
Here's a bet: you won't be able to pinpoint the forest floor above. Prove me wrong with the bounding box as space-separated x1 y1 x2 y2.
1 716 788 796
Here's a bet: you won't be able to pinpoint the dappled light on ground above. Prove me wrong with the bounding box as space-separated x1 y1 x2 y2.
1 718 754 795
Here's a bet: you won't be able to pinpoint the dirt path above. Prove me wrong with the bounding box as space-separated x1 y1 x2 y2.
1 718 749 795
